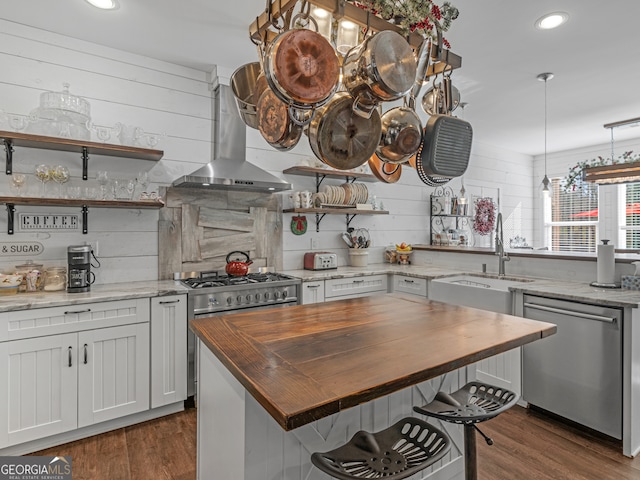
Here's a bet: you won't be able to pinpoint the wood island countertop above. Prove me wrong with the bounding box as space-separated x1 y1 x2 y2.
190 294 556 431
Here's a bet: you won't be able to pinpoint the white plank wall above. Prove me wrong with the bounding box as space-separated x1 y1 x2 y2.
0 19 538 281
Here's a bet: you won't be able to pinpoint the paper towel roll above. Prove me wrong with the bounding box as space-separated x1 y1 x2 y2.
597 241 615 285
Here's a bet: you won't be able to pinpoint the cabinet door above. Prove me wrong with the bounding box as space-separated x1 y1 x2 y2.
0 333 78 448
301 281 325 304
150 295 187 408
77 323 149 428
392 275 428 297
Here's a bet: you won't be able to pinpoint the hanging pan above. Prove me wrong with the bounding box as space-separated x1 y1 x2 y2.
342 30 417 118
262 14 340 123
375 38 432 164
415 114 473 186
368 153 402 183
308 92 382 170
256 88 303 151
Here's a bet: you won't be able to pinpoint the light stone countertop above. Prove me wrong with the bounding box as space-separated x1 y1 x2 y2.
0 280 187 313
2 265 640 313
283 264 640 309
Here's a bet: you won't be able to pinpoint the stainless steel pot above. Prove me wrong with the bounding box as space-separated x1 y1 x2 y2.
230 62 262 129
421 78 461 115
308 92 382 170
342 30 417 118
376 102 423 164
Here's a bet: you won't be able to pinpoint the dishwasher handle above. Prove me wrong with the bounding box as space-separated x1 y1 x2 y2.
524 302 617 324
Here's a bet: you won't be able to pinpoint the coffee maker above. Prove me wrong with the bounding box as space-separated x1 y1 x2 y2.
67 245 96 293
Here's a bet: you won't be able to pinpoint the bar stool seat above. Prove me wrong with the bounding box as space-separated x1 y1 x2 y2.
311 417 451 480
413 382 519 480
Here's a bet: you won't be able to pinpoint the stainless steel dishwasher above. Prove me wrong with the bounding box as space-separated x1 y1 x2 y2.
522 294 622 439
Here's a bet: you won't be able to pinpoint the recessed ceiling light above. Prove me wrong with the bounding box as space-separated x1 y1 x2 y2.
84 0 119 10
535 12 569 30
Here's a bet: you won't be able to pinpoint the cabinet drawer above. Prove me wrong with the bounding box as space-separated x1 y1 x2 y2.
325 275 388 299
392 275 427 297
301 281 325 305
0 298 150 342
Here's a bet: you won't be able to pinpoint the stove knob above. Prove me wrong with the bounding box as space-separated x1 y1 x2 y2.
274 291 281 300
264 292 271 300
209 297 218 305
255 293 261 302
246 294 252 302
236 295 243 304
226 297 233 305
282 290 288 299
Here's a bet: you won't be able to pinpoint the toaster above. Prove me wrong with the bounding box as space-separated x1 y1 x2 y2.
304 252 338 271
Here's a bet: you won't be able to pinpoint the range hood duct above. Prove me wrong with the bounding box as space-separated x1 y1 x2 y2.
172 84 291 192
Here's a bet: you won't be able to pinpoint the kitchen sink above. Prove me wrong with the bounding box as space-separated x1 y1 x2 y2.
429 274 534 314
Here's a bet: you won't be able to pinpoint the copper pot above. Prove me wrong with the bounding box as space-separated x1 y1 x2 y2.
368 153 402 183
342 30 417 118
308 92 381 170
257 88 303 151
263 28 340 110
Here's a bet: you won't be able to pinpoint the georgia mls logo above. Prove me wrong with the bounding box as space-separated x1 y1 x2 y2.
0 456 72 480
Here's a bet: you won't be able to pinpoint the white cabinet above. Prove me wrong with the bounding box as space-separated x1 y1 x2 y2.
392 275 427 297
0 298 150 449
77 323 149 428
301 281 325 305
150 295 187 408
0 333 78 447
324 275 388 301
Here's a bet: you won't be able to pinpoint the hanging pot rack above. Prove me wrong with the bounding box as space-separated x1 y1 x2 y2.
249 0 462 79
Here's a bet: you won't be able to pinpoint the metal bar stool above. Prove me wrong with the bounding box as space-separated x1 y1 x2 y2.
311 416 451 479
413 382 519 480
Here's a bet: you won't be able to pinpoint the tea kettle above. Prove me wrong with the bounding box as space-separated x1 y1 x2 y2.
225 251 253 276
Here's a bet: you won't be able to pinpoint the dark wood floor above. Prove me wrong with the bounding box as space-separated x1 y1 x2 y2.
31 405 640 479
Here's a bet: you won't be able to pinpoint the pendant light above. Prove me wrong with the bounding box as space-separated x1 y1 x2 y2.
583 116 640 185
537 72 554 197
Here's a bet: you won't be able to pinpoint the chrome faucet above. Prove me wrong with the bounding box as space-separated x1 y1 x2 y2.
495 212 510 276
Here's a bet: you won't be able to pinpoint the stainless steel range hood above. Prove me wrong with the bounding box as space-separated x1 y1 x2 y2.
172 84 291 192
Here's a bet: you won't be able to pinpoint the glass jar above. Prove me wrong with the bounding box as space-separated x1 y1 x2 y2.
44 266 67 292
15 260 44 292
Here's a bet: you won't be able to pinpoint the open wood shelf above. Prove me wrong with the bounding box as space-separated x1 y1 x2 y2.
0 130 163 161
0 196 164 235
0 196 164 209
283 207 388 215
283 166 378 182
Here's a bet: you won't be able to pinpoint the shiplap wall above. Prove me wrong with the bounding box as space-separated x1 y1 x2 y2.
0 20 536 282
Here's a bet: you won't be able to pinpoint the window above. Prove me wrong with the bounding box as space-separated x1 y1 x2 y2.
546 178 598 252
622 183 640 248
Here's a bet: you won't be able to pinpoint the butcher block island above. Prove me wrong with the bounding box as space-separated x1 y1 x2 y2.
191 294 555 479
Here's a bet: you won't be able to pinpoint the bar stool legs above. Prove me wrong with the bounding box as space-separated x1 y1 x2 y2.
413 382 519 480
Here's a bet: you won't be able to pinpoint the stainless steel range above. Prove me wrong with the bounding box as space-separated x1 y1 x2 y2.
177 270 301 398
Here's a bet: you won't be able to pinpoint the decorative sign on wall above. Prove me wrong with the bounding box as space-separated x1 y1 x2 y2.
18 213 79 231
0 242 45 256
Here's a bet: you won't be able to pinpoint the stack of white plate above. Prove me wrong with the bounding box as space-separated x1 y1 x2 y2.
320 183 368 206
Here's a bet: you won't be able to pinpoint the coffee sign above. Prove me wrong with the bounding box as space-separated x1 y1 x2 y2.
18 213 79 231
0 242 44 256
